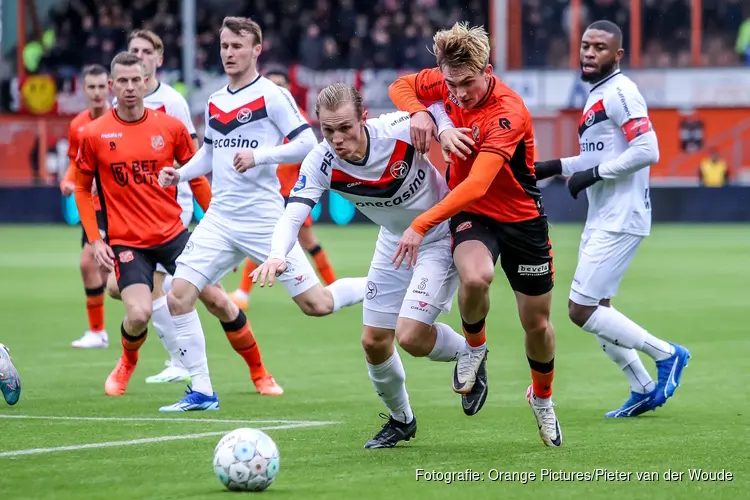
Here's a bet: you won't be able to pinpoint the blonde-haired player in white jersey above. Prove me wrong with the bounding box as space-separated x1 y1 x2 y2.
157 17 367 412
535 20 690 418
110 29 285 400
252 84 477 448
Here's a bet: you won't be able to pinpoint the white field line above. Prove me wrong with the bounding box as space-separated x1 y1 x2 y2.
0 420 337 458
0 414 339 425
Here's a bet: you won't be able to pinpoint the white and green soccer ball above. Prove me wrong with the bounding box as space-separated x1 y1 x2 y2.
213 428 280 492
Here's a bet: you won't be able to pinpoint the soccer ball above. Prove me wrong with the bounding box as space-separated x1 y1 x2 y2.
213 428 280 492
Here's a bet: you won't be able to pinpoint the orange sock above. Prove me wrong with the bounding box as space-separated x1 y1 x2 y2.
308 245 336 285
238 259 258 294
85 286 105 332
221 311 267 380
120 323 147 364
462 318 486 347
529 357 554 399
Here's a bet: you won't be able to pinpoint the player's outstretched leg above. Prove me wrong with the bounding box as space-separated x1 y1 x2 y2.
362 326 417 449
160 277 218 412
571 300 690 413
105 284 152 396
596 330 657 418
200 284 282 396
145 272 190 384
518 291 561 448
72 243 109 348
452 241 493 395
292 277 367 317
0 344 21 405
230 259 258 311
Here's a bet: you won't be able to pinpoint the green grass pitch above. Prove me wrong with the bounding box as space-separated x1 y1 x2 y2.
0 223 747 499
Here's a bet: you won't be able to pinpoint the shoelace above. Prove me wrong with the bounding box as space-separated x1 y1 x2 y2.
535 403 558 432
457 348 485 380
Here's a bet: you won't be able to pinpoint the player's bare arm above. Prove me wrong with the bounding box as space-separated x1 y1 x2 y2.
73 157 114 271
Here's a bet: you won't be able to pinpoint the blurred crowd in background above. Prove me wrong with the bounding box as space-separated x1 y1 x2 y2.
12 0 750 78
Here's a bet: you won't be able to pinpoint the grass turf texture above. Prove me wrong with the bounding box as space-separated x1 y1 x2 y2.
0 223 746 499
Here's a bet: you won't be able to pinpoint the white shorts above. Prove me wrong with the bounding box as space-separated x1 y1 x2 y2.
363 230 458 330
174 215 318 295
156 210 194 275
569 228 643 306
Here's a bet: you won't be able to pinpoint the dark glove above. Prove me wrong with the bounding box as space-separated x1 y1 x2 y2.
568 166 602 199
534 159 562 180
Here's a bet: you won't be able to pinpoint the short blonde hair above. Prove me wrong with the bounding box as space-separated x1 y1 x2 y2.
221 16 263 46
128 29 164 55
315 83 364 120
432 22 490 74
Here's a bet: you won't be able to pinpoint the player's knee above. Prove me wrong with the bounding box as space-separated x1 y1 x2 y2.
520 307 551 338
295 289 333 317
395 322 432 358
167 289 191 316
298 300 331 317
460 269 493 298
200 287 236 322
568 301 595 328
128 305 152 331
361 328 392 358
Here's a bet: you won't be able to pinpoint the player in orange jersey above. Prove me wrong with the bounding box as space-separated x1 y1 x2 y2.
60 64 112 349
389 23 560 446
75 53 280 405
229 69 336 311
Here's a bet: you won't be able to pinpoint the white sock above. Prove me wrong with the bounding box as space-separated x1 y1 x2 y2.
233 290 248 301
582 306 674 361
171 309 213 396
428 323 465 362
151 296 185 369
367 351 414 424
596 335 655 394
328 277 367 312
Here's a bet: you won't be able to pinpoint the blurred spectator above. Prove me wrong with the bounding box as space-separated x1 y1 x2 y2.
736 4 750 64
699 149 730 187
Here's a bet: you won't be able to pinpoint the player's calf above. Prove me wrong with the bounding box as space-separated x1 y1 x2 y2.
568 300 598 327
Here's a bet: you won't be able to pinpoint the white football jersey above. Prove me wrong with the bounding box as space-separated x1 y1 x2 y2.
289 109 452 244
203 75 310 226
576 71 652 236
114 82 197 213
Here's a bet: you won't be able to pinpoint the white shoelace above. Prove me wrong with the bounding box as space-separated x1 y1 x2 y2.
457 348 485 380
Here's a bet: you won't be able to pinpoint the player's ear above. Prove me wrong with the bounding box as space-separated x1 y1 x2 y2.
616 48 625 64
108 79 114 92
361 108 369 124
157 54 164 68
485 64 493 76
253 43 262 58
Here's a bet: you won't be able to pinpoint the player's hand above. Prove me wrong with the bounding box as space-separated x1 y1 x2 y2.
439 127 474 164
92 239 115 272
234 150 256 173
60 181 75 197
158 166 181 187
250 258 288 288
410 111 438 155
567 166 602 199
534 159 563 180
392 227 424 270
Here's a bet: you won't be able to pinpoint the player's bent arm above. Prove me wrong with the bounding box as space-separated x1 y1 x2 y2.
560 155 595 176
73 169 102 243
597 130 659 179
268 202 313 260
389 68 444 115
410 152 504 235
253 128 317 167
177 143 213 182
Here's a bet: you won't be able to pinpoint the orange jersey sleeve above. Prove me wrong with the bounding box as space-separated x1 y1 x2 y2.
389 68 445 114
171 119 197 165
62 111 89 187
410 152 504 235
189 176 212 211
74 134 102 243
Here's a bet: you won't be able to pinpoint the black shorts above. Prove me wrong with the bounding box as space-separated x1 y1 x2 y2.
112 230 190 292
450 211 554 296
80 211 108 248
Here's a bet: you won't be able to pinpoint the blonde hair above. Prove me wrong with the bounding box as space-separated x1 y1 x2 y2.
110 52 144 74
432 22 490 74
128 29 164 55
315 83 364 119
221 16 263 46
